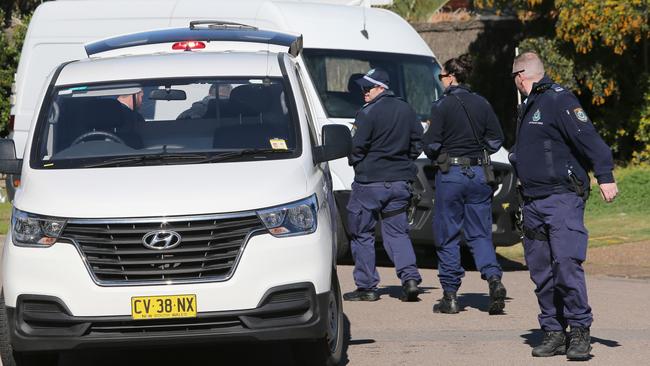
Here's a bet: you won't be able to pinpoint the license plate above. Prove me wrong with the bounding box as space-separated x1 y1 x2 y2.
131 294 197 320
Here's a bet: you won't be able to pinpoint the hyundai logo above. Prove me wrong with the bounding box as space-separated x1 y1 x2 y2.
142 230 182 250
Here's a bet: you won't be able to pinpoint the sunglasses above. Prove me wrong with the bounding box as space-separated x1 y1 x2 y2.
511 69 525 79
362 86 376 94
437 73 451 81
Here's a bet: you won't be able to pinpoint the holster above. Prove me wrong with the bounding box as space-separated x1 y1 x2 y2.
435 152 450 173
568 171 590 201
481 149 497 189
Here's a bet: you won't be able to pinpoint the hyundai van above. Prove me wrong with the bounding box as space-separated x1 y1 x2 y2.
0 26 348 366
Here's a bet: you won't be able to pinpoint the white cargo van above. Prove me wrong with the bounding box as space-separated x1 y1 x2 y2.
0 26 349 365
7 0 520 256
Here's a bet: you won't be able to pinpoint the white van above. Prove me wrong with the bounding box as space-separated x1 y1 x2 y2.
0 26 348 365
8 0 520 254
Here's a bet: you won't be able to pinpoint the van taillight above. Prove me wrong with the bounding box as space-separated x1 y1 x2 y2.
12 177 20 188
8 115 14 132
172 41 206 50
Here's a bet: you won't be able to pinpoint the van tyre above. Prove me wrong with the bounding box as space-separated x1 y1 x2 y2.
292 272 347 365
0 292 58 366
336 219 350 262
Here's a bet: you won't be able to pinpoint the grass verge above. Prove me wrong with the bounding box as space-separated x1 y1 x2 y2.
497 165 650 260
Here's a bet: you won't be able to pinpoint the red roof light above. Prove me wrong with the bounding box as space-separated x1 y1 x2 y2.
171 41 206 51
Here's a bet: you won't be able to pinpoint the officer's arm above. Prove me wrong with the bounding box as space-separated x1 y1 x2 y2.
408 107 423 160
556 96 615 185
348 111 373 166
422 103 444 160
482 99 504 153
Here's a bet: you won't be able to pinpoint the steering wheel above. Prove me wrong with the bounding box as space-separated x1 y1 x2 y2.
72 131 125 145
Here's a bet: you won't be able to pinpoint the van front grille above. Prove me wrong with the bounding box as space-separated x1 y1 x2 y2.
62 214 265 285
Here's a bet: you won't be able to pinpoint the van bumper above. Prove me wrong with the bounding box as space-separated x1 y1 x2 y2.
7 283 328 352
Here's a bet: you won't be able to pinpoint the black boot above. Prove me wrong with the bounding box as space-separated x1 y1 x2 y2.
567 327 592 361
433 291 459 314
487 276 507 315
343 289 379 302
401 279 420 302
531 330 566 357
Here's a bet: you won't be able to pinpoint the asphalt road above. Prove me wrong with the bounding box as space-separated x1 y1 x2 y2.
2 252 650 365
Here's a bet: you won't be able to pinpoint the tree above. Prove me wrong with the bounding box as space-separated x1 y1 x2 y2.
0 6 32 136
477 0 650 162
383 0 448 22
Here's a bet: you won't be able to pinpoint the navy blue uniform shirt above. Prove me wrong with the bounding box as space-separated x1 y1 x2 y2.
348 90 423 183
511 75 615 198
422 85 504 160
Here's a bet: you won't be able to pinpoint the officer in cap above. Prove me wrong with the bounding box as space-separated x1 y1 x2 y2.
511 52 618 360
343 68 423 302
422 55 507 315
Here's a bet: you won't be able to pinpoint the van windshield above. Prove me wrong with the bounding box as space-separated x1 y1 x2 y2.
32 77 299 169
302 49 444 122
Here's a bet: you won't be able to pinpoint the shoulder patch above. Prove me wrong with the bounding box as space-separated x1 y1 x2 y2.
573 108 588 122
553 86 564 92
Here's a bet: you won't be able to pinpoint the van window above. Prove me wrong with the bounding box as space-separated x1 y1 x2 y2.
302 49 443 122
31 77 300 169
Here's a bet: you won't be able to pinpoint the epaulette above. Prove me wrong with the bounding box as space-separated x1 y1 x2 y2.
551 85 565 92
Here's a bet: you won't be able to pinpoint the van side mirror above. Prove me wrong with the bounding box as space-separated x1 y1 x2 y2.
0 139 23 175
313 124 352 164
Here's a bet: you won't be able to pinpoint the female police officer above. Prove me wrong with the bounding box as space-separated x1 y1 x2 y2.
422 55 507 315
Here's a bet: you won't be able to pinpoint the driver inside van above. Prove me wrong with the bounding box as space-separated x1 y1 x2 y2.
177 83 218 120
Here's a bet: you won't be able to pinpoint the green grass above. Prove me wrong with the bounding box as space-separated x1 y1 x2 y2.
497 166 650 259
0 201 11 235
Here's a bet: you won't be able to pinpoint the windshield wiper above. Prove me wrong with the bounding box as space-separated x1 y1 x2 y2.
193 148 295 164
84 152 210 168
84 149 293 168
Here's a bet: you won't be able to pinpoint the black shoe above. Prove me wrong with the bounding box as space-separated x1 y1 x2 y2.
401 279 420 302
343 289 379 302
433 291 459 314
531 330 566 357
567 327 592 361
487 276 507 315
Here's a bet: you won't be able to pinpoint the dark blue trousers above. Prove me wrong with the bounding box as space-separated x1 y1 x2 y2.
433 166 502 293
523 193 592 330
347 181 422 290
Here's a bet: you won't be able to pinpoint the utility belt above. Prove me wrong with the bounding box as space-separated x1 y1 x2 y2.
448 156 484 166
435 153 496 188
377 181 419 221
518 180 590 204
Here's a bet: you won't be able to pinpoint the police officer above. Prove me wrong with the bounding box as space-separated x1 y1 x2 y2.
511 52 618 360
422 55 507 315
343 68 423 302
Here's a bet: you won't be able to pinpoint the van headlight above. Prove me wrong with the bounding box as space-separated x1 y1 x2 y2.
12 208 67 247
257 195 318 237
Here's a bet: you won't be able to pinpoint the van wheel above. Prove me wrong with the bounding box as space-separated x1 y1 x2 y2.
0 292 58 366
335 219 350 262
293 272 346 366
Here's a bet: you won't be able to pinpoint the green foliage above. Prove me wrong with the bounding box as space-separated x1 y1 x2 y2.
556 0 649 55
0 9 30 136
632 75 650 164
382 0 447 22
478 0 650 162
586 165 650 215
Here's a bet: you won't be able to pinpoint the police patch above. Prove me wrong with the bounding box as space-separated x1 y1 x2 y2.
574 108 588 122
532 109 541 122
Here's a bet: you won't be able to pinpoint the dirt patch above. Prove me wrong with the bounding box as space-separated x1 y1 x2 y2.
497 241 650 279
584 241 650 279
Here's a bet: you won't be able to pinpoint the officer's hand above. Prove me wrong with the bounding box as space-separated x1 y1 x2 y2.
599 182 618 203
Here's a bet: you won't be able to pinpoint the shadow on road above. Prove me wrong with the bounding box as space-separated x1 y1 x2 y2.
457 292 513 314
377 285 438 300
520 329 621 349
